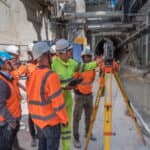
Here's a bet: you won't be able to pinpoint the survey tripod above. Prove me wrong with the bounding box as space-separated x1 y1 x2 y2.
84 59 146 150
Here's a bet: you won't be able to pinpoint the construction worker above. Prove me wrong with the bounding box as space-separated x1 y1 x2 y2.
73 47 96 148
51 39 102 150
26 43 38 147
0 51 21 150
6 43 37 147
27 42 68 150
5 45 25 150
5 45 26 150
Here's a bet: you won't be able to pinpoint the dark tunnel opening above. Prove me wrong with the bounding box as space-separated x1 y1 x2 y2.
95 37 124 60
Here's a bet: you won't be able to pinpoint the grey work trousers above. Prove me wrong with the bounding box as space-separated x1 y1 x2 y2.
73 93 93 140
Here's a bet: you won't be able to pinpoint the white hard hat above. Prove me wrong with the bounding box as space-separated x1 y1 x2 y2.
28 43 34 52
81 47 93 57
56 39 72 52
50 45 56 54
32 42 50 60
5 45 19 55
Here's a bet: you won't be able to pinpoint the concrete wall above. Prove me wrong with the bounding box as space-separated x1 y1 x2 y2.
0 0 54 46
121 72 150 121
135 0 150 66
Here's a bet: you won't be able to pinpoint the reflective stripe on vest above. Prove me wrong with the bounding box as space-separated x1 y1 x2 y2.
80 63 86 72
75 63 86 72
61 130 71 134
31 103 65 121
48 88 62 100
31 112 56 121
60 77 73 84
75 63 81 72
40 71 53 101
61 130 71 140
54 103 65 112
61 136 71 140
29 88 62 106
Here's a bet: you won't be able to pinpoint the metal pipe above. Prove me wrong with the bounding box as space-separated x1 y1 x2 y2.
64 11 122 19
88 23 134 30
118 24 150 48
92 32 128 37
62 11 147 20
0 43 27 46
145 14 149 66
91 35 95 51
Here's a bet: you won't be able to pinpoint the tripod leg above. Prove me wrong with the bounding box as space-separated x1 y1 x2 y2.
114 72 146 145
84 75 105 150
104 73 113 150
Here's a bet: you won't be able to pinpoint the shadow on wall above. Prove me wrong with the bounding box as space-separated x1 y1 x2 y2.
20 0 49 41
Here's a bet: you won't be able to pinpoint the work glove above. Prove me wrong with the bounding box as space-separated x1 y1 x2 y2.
2 124 15 142
68 77 83 87
63 78 83 90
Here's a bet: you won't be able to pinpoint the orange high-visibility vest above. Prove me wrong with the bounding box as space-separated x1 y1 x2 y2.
0 75 21 122
27 67 68 129
75 70 95 95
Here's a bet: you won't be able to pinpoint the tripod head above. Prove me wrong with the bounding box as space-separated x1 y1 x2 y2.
99 59 120 74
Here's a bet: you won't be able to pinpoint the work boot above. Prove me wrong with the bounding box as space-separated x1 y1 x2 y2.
85 134 97 141
73 138 82 149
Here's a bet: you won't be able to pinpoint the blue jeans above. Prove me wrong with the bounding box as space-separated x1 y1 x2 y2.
0 123 19 150
37 125 60 150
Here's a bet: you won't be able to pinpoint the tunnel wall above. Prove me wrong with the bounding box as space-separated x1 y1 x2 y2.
93 36 123 59
0 0 54 46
